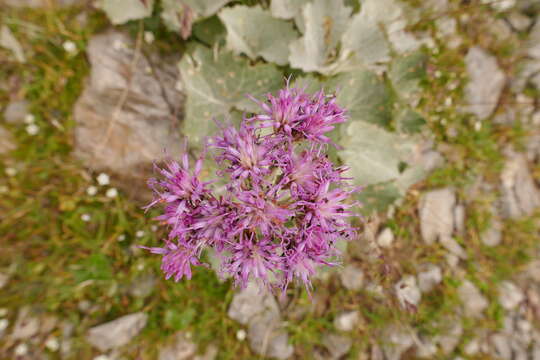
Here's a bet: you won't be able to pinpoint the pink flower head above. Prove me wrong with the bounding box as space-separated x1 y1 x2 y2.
143 81 359 293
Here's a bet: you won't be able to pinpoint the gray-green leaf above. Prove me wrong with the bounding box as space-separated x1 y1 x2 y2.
219 5 299 66
178 46 283 145
289 0 352 73
271 0 310 19
100 0 154 25
338 121 409 186
342 12 391 66
389 50 427 105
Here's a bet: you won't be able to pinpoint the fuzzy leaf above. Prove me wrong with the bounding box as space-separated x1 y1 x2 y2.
161 0 232 35
338 121 409 186
342 12 391 66
183 0 233 18
178 47 283 144
219 5 299 65
289 0 352 73
270 0 310 19
389 50 427 104
357 182 401 214
101 0 154 25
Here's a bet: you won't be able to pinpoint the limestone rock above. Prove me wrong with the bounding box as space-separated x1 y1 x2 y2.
419 188 456 244
86 312 148 351
159 332 197 360
458 280 488 317
464 46 506 120
339 264 364 291
0 126 15 154
73 30 184 198
500 152 540 218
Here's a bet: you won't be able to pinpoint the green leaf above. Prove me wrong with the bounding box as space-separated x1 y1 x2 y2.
192 16 226 46
183 0 233 18
338 121 409 186
389 50 427 104
394 107 426 134
100 0 154 25
341 12 391 66
270 0 310 19
178 46 283 144
357 182 401 214
164 308 197 330
289 0 352 73
219 5 299 66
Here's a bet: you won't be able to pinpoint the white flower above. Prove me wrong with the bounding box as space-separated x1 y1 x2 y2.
93 355 111 360
135 230 145 238
474 121 482 131
137 263 145 271
86 186 98 196
106 187 118 198
45 337 60 352
62 40 78 54
236 329 247 341
117 234 126 242
81 214 91 222
434 70 442 78
96 173 110 186
14 343 29 356
5 167 17 176
26 124 39 136
144 31 155 44
24 114 35 124
0 318 8 332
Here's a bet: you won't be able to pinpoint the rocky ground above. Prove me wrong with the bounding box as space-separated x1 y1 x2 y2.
1 0 540 359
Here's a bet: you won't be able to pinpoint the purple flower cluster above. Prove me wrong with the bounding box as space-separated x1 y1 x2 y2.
143 83 359 293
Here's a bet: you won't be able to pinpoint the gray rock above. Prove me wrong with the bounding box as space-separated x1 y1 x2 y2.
417 264 442 293
533 341 540 360
440 236 467 259
339 264 364 291
458 280 488 317
322 333 352 360
415 337 438 358
248 312 293 360
3 100 29 124
498 281 525 310
437 322 463 354
463 338 480 356
73 30 184 198
419 188 456 245
334 311 360 332
86 312 148 351
500 152 540 218
128 274 156 298
507 11 532 31
376 228 395 248
527 16 540 59
0 272 8 289
227 282 279 326
490 333 512 360
464 46 506 120
382 327 415 360
481 216 503 247
11 307 39 340
453 204 466 236
159 332 197 360
511 60 540 93
395 275 421 308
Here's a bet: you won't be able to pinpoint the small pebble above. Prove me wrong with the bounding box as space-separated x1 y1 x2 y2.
62 40 78 54
5 167 17 176
45 337 60 352
0 308 7 317
23 114 35 124
93 355 111 360
26 124 39 136
14 343 29 356
96 173 110 186
0 319 8 332
136 230 145 238
0 186 8 194
117 234 126 242
86 186 98 196
144 31 155 44
236 329 247 341
81 214 91 222
106 187 118 198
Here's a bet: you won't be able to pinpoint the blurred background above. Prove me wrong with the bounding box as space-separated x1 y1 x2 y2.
1 0 540 359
